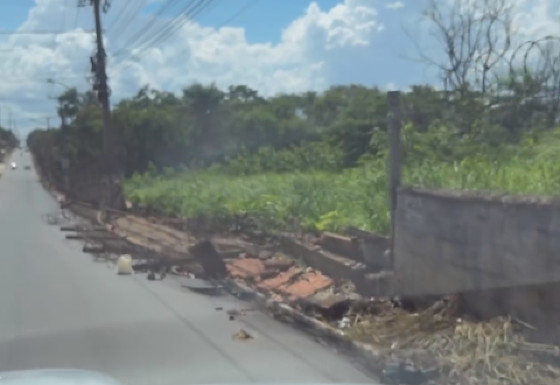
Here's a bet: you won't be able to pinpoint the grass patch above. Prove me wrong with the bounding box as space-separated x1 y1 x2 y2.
125 129 560 235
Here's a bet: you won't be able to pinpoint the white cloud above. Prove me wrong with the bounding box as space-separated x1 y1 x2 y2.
385 2 405 10
512 0 560 41
0 0 385 134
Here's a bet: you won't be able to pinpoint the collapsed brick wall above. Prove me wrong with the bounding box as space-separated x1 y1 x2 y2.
393 187 560 323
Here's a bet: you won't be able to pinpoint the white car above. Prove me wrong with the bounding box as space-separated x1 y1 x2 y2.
10 162 16 170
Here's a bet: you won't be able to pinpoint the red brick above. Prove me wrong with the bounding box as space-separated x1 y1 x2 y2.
280 271 333 299
257 267 303 290
226 258 265 279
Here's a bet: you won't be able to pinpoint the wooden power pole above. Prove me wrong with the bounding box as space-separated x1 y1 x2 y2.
82 0 125 210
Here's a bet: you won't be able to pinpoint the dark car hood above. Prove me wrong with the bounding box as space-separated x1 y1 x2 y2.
0 369 123 385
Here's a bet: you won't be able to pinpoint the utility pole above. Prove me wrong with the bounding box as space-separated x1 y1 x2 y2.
86 0 115 169
93 0 113 164
82 0 124 209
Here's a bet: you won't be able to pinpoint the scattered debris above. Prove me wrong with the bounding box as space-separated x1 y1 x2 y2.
189 240 227 278
111 215 194 257
232 329 253 341
346 296 560 385
82 242 105 253
337 316 351 329
380 360 438 385
116 254 133 275
66 234 84 240
61 225 106 232
58 205 560 385
226 308 254 319
159 265 168 280
66 232 120 241
42 211 73 226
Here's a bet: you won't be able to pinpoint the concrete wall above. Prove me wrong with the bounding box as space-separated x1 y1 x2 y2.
394 187 560 296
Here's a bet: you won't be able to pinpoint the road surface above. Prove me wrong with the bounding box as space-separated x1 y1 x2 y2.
0 151 375 385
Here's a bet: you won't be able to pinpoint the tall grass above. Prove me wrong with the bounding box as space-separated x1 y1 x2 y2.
124 128 560 235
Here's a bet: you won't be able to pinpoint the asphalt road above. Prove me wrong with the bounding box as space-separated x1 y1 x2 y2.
0 151 375 385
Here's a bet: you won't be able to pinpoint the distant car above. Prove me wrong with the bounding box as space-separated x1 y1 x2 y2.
10 162 16 170
24 165 31 170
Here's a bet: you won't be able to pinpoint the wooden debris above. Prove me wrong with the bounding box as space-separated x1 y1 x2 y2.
82 243 105 253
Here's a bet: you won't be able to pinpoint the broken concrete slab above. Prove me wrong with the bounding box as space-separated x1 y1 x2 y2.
227 258 266 279
82 242 105 253
278 234 366 281
211 236 261 258
262 253 294 271
277 234 395 298
319 232 362 261
61 225 106 232
256 266 334 302
111 215 195 257
346 227 391 270
281 271 333 300
257 267 303 291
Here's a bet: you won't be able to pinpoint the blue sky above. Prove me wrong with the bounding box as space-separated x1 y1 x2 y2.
140 0 431 86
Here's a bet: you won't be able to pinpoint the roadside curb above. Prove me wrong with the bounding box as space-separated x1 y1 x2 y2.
221 278 385 377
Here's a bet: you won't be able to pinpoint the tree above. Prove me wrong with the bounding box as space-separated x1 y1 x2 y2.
56 88 82 127
182 83 226 163
508 36 560 128
418 0 513 98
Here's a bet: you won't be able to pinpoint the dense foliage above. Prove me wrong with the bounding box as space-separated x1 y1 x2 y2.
0 126 19 153
25 79 560 234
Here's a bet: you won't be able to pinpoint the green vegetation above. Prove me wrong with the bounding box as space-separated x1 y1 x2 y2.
26 1 560 235
0 126 19 153
123 126 560 235
26 80 560 235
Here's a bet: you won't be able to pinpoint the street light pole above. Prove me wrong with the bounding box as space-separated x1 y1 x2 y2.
46 78 72 126
47 78 71 90
87 0 124 210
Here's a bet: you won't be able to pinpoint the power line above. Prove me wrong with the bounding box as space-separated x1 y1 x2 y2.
216 0 258 28
110 0 256 77
0 29 93 35
107 0 145 37
127 0 213 58
114 0 213 62
0 75 90 84
112 0 182 55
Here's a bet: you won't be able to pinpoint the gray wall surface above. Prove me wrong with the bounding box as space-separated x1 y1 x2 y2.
394 187 560 296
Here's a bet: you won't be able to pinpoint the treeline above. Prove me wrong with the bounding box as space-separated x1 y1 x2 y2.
0 127 18 148
27 78 557 180
0 126 19 162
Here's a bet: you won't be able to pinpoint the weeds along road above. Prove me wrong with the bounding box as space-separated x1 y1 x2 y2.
0 150 376 385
